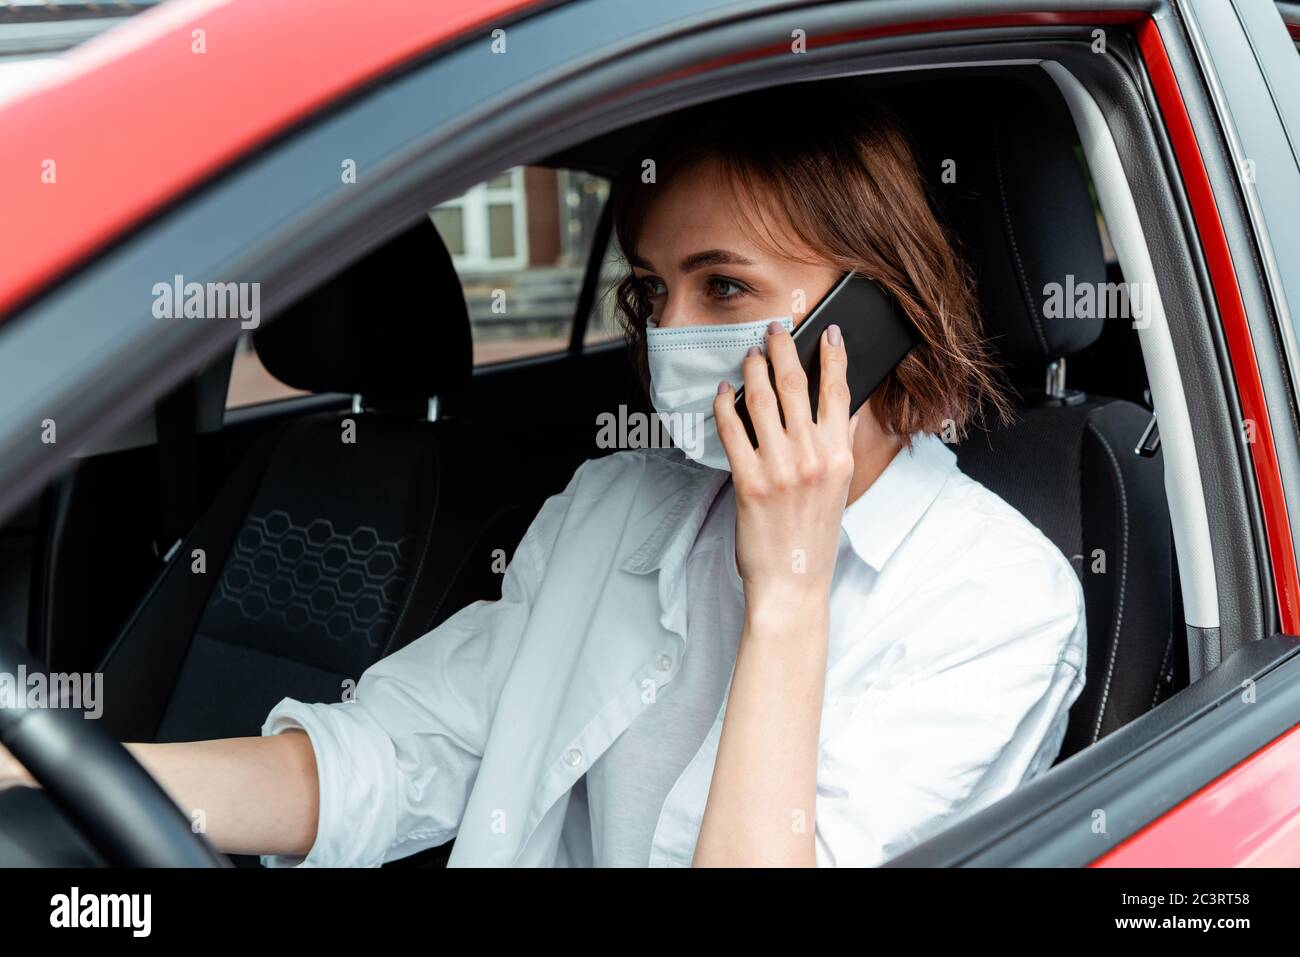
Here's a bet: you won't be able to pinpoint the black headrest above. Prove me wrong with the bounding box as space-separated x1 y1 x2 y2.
888 77 1107 375
255 218 472 399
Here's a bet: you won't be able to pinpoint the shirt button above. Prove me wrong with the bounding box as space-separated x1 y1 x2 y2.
564 748 583 767
656 654 673 672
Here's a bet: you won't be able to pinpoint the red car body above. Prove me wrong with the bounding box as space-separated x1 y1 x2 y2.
2 0 1299 867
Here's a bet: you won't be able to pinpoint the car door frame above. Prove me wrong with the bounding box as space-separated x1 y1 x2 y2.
1 0 1298 866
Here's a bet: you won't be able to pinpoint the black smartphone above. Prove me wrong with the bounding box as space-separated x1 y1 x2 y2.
734 271 918 447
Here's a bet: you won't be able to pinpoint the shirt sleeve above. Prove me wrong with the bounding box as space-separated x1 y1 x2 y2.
258 462 586 868
813 539 1087 868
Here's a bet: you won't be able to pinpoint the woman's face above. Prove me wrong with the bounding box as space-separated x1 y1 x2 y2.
630 156 841 331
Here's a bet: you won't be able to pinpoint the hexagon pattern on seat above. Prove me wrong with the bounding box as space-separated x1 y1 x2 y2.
213 509 413 649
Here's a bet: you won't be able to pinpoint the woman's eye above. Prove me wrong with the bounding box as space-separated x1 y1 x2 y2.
637 276 666 298
707 277 748 300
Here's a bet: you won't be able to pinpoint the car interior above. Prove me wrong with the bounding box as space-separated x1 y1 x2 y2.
0 66 1198 866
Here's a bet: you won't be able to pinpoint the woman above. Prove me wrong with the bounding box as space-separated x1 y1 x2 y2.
0 91 1086 867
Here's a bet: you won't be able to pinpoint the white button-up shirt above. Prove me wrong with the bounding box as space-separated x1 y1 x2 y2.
260 432 1086 867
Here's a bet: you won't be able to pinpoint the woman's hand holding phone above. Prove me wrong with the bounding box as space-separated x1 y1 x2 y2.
714 320 857 616
697 319 853 867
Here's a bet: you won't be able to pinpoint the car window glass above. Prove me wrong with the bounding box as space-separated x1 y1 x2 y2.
225 165 611 408
433 164 609 365
584 231 631 348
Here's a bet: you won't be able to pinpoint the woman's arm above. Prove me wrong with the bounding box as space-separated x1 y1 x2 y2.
695 590 830 866
693 320 855 867
0 732 320 858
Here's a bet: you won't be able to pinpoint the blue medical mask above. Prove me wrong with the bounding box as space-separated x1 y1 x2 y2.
645 315 795 470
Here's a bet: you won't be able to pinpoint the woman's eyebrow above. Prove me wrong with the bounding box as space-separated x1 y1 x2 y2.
629 249 758 273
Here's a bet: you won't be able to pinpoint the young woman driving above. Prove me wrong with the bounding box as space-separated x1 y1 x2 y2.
0 91 1086 867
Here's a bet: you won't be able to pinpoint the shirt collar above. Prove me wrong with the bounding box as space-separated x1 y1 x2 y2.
619 447 729 576
619 447 730 646
618 432 958 634
840 431 957 571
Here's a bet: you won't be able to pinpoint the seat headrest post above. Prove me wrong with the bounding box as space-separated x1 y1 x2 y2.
1046 358 1067 399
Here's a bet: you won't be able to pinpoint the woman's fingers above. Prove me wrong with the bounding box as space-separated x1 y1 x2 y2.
817 323 851 438
713 380 759 474
763 322 813 441
741 343 786 452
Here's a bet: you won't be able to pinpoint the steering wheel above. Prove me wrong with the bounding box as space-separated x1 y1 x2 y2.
0 638 228 867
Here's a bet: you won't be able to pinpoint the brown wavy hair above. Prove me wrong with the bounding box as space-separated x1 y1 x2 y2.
606 89 1014 448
